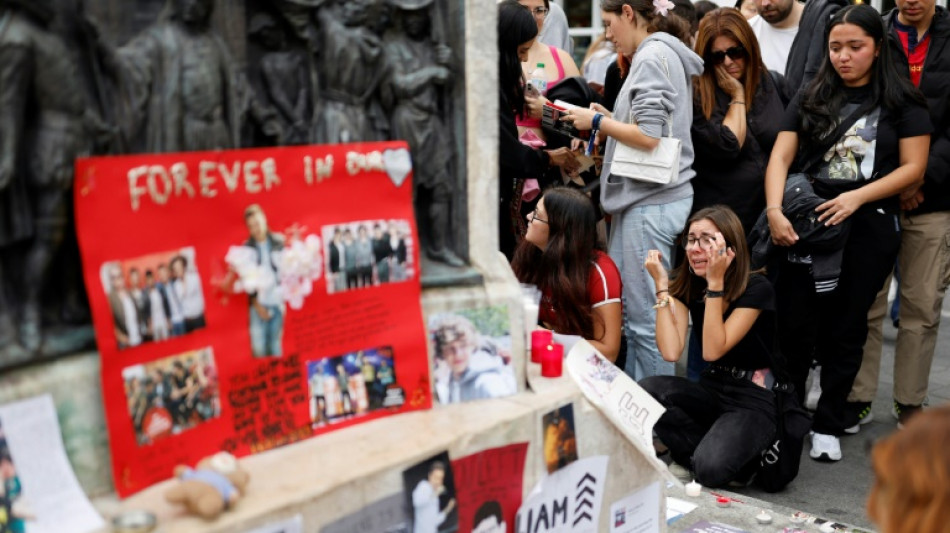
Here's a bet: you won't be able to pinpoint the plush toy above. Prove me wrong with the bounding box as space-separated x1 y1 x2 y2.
164 452 250 520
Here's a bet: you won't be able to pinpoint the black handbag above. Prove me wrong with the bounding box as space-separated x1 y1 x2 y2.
757 381 812 492
754 327 812 492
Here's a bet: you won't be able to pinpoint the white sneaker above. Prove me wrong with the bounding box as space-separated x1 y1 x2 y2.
809 432 842 461
805 366 822 411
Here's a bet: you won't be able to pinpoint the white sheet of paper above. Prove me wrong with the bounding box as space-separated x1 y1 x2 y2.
517 456 609 532
609 481 661 533
0 395 104 533
665 497 699 524
565 341 675 483
241 514 303 533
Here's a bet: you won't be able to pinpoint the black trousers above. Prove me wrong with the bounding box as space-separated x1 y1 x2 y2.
774 206 900 434
641 372 776 488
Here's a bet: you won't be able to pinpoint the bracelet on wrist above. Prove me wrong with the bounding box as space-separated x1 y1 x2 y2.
705 289 725 299
655 289 669 297
653 296 671 309
765 205 782 212
729 101 746 106
592 112 604 130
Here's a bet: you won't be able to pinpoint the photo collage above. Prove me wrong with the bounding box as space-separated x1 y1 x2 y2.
323 219 414 295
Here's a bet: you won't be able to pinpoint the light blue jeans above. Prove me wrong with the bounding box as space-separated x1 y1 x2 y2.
608 196 692 381
250 304 284 357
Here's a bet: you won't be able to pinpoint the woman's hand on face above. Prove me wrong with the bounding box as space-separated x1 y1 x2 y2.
546 147 580 173
816 190 864 226
525 94 548 120
714 65 744 99
564 107 596 131
767 210 799 247
644 249 669 285
704 232 734 285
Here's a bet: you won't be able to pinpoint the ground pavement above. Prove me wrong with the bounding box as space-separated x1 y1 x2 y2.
721 293 950 530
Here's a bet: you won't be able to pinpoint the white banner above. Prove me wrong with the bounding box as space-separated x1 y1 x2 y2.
515 455 608 533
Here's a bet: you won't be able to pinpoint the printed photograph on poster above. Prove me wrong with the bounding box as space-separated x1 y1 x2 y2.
403 452 458 533
323 219 415 294
0 396 104 533
450 442 528 533
223 203 324 358
306 346 403 427
542 404 578 474
98 247 206 349
0 421 30 533
428 306 517 405
122 347 221 445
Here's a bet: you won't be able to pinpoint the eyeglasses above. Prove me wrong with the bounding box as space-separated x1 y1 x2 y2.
681 234 717 250
531 208 548 224
530 6 549 18
707 45 747 65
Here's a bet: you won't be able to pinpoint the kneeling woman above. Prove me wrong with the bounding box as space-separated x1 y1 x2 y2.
512 187 622 361
642 205 777 487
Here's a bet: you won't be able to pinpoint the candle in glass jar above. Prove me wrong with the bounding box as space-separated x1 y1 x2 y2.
531 329 553 363
541 342 563 377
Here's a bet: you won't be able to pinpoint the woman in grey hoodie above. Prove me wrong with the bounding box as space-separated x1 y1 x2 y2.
566 0 703 381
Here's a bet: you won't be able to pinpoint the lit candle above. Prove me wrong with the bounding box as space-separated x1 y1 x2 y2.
756 511 773 525
685 479 701 497
531 329 553 364
541 342 563 377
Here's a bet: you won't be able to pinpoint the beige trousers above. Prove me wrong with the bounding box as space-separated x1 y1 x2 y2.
850 210 950 405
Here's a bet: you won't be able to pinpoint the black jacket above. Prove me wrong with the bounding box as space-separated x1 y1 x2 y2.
783 0 848 101
690 71 785 234
885 7 950 215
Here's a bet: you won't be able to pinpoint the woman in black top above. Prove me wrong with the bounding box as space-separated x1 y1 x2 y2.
690 8 784 235
642 205 778 488
764 5 930 461
497 0 579 259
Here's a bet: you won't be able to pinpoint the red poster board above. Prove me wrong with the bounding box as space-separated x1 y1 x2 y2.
74 142 431 497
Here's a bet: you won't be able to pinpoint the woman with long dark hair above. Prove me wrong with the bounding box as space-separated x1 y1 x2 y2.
512 187 622 360
562 0 704 381
497 0 579 259
641 205 778 487
764 4 930 461
692 8 784 234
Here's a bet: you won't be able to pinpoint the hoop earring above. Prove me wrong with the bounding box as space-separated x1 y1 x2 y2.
688 265 695 275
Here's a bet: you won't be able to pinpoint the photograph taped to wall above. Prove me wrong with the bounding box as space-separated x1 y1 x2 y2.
429 305 517 405
99 247 206 350
306 346 403 427
121 347 221 446
323 219 415 294
403 451 458 533
542 403 578 474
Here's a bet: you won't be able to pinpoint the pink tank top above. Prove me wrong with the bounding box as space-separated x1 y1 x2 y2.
516 46 567 128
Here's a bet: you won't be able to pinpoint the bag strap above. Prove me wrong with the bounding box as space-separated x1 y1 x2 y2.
628 50 674 139
796 99 877 175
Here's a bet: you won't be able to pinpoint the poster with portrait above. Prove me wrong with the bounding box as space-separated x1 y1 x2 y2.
450 443 528 533
427 305 519 405
75 142 431 496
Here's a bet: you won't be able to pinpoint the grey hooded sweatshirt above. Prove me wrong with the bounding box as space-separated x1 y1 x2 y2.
600 32 705 214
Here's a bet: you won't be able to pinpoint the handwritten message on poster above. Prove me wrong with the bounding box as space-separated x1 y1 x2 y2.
451 442 529 533
75 142 431 496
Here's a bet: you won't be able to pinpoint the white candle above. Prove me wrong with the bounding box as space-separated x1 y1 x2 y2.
755 511 772 525
684 479 701 497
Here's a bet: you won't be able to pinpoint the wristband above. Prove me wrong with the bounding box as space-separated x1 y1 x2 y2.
587 113 604 156
765 205 782 212
655 289 669 297
729 101 746 106
705 289 725 299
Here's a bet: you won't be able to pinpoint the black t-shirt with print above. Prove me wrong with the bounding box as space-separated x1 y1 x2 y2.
689 274 776 371
780 85 932 208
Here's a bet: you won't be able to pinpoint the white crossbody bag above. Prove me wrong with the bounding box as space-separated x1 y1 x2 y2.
609 55 680 185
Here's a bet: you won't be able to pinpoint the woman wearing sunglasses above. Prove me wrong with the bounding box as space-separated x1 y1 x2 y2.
641 205 779 488
765 5 929 462
691 8 784 236
512 187 623 361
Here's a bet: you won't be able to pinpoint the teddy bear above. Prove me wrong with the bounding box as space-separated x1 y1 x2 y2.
164 452 250 520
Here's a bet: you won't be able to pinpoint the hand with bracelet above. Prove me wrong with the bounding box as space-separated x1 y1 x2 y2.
644 249 672 308
703 231 734 297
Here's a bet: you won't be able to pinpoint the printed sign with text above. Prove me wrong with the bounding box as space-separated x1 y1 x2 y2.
75 142 431 496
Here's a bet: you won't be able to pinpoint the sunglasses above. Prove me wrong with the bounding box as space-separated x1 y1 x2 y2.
707 45 747 65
